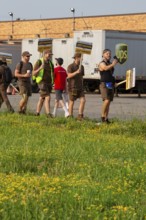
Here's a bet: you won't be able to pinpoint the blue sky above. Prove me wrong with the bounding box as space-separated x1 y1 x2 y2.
1 0 146 21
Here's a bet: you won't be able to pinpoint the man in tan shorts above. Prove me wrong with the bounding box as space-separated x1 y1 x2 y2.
15 51 33 114
98 49 118 123
0 57 14 112
33 49 54 117
67 53 86 120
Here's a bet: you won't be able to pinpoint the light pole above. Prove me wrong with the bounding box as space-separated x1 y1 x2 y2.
9 12 14 38
70 8 75 31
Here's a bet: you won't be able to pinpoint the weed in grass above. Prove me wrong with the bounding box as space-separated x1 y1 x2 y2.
0 113 146 218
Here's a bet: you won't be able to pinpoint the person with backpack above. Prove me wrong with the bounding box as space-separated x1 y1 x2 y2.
32 49 54 117
14 51 33 114
0 57 14 112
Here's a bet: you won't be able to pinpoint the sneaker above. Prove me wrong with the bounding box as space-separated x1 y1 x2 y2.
96 122 102 126
35 112 40 116
77 114 84 121
101 117 106 122
105 118 111 124
101 117 111 124
9 109 15 113
65 112 69 118
67 115 74 119
18 110 26 114
47 113 54 118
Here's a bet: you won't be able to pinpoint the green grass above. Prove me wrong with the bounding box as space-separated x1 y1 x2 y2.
0 113 146 219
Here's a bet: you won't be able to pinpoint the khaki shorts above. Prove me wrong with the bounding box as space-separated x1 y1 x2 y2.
69 89 85 101
100 82 114 101
18 82 32 96
38 82 52 97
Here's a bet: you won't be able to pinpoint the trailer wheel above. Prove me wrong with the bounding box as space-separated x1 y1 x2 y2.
87 82 97 92
84 80 99 93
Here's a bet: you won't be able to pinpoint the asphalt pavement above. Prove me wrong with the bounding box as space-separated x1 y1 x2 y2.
1 93 146 121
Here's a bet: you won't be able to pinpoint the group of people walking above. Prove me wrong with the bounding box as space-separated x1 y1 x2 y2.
0 48 119 123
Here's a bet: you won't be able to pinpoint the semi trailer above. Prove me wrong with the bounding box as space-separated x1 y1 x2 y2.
6 29 146 95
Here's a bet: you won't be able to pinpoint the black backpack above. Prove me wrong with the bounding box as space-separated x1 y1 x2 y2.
14 61 33 81
3 66 13 85
19 61 33 74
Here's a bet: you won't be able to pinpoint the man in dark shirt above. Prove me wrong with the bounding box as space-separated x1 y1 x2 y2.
0 57 14 112
98 49 118 123
33 49 54 117
67 53 86 120
15 51 32 114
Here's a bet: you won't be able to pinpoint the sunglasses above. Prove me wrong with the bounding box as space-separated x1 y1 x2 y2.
26 55 30 58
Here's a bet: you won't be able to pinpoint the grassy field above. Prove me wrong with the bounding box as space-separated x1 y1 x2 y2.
0 113 146 219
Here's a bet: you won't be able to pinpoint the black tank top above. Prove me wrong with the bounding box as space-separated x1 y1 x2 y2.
100 60 115 83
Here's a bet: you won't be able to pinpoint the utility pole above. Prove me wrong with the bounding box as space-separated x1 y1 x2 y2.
70 8 76 31
9 12 14 38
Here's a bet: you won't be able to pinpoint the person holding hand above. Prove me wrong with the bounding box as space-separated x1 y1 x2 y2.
98 49 118 123
67 52 86 120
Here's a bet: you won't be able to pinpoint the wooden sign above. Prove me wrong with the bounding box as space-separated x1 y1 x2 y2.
75 41 92 55
38 38 53 53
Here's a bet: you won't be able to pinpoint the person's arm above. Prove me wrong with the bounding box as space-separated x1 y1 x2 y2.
14 64 30 78
32 60 44 76
51 63 54 84
99 59 118 71
67 70 80 79
15 69 30 78
0 66 4 80
64 77 68 92
67 65 80 79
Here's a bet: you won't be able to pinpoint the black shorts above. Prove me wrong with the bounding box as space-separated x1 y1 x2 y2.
55 90 63 101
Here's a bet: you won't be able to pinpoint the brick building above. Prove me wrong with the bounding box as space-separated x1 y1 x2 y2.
0 13 146 41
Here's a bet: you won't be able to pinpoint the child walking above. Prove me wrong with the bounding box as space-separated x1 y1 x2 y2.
52 58 69 118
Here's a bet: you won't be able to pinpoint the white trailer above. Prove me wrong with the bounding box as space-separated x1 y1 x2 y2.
22 37 74 69
73 30 146 93
21 38 40 66
52 38 74 69
21 30 146 94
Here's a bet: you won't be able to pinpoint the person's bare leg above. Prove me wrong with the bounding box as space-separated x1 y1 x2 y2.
36 96 44 115
44 96 51 114
52 99 59 117
19 94 28 113
101 99 110 121
78 97 86 115
1 90 14 112
69 100 74 116
59 100 69 117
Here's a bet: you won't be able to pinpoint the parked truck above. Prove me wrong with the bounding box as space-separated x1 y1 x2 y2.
73 30 146 94
0 42 21 72
21 30 146 94
22 37 74 68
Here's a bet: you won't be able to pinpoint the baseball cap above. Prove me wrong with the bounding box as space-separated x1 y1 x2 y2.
72 52 82 59
43 49 53 55
22 51 32 57
55 58 63 65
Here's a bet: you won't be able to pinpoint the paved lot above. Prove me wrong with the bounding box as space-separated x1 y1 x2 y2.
1 93 146 121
